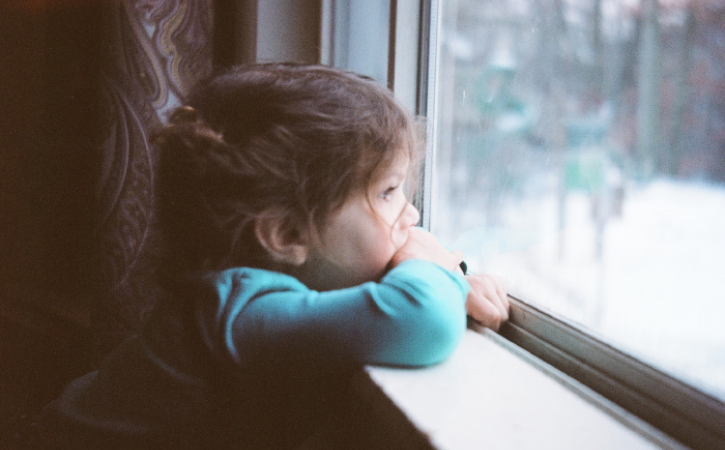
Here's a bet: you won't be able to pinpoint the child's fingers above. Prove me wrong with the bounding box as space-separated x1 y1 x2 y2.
485 275 509 321
391 228 465 273
451 250 465 275
466 292 504 331
496 278 509 316
482 275 508 320
465 274 510 329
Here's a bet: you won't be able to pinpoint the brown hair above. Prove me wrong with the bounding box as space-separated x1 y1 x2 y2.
153 63 423 274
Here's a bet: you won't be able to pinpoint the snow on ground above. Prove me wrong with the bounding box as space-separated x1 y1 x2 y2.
438 179 725 402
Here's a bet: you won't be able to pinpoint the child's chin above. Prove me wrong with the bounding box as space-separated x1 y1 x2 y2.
295 259 364 291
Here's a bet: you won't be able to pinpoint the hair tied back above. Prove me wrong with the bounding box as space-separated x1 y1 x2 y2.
169 105 199 125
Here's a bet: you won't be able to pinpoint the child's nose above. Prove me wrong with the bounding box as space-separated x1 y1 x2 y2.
399 202 420 229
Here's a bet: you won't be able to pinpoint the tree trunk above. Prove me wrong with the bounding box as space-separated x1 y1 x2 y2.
636 0 662 178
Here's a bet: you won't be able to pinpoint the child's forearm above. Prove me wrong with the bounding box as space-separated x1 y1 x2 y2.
196 260 469 372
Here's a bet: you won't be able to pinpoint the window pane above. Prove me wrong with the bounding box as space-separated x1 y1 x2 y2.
327 0 390 85
432 0 725 402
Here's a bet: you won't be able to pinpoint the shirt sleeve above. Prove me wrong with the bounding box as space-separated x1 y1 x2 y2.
195 259 470 371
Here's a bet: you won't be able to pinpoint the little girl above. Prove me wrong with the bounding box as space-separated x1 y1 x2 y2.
38 63 508 449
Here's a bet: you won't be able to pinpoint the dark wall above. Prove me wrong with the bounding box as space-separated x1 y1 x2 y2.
0 3 101 327
0 3 103 447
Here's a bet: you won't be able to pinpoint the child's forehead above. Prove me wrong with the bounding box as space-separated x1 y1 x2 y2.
370 152 411 184
386 153 411 175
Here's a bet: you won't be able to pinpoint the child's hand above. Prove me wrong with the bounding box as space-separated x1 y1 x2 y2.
465 274 509 331
390 227 464 273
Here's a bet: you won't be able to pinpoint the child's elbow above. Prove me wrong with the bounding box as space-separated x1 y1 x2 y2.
402 300 467 366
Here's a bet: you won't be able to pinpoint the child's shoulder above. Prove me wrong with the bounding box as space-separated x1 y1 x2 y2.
192 266 309 298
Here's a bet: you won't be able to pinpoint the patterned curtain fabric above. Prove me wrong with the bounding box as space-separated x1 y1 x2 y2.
95 0 213 355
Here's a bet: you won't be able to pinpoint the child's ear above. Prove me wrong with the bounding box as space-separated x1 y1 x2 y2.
254 215 309 266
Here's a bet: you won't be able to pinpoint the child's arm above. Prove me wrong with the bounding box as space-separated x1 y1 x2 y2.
196 259 469 371
391 227 510 331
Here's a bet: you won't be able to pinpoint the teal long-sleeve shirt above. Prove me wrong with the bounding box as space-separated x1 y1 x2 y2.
203 259 469 369
39 259 469 449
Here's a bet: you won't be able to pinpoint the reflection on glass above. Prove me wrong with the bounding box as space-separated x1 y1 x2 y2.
431 0 725 402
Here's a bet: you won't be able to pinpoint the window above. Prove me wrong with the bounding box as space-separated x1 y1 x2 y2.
426 0 725 447
321 0 391 85
309 0 725 446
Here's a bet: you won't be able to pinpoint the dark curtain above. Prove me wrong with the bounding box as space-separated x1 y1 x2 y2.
0 2 217 446
94 0 214 355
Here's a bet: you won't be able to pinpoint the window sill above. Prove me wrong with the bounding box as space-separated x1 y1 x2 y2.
351 329 686 450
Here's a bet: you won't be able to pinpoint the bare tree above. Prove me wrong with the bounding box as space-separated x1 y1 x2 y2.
636 0 662 178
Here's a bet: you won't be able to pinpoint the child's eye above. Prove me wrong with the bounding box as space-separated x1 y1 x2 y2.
379 186 398 200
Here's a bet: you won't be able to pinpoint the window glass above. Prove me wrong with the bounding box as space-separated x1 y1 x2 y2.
432 0 725 402
327 0 390 85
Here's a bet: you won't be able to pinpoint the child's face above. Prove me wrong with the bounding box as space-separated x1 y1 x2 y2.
311 154 420 289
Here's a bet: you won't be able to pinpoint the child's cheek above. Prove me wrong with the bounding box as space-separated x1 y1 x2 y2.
390 226 409 250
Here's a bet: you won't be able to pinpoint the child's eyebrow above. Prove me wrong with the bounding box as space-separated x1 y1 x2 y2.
389 163 409 179
381 173 405 185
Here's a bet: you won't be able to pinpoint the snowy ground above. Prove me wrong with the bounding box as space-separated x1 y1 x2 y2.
435 179 725 403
